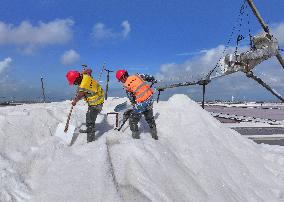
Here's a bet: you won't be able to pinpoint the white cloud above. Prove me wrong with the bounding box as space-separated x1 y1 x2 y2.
176 50 208 56
92 20 131 42
60 49 80 66
121 21 131 38
92 23 113 40
271 21 284 45
255 58 284 88
0 19 74 52
157 45 228 82
0 57 12 74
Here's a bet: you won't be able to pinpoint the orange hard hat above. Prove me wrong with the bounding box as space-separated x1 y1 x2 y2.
66 70 80 85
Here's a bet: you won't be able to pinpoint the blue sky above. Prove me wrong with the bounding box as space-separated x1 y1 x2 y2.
0 0 284 102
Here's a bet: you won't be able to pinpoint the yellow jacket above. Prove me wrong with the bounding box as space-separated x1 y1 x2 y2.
79 74 104 106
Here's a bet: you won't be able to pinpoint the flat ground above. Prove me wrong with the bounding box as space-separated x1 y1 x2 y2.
204 104 284 146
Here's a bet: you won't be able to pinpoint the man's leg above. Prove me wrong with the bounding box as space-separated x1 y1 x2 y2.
86 104 102 142
143 107 158 140
129 111 142 139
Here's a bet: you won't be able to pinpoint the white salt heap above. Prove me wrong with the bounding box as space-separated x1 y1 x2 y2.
0 94 283 202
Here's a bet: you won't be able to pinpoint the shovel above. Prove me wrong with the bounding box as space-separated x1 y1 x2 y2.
54 105 76 144
114 109 133 131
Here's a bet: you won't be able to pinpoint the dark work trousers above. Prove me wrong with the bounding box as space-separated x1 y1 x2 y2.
129 106 157 139
86 104 102 142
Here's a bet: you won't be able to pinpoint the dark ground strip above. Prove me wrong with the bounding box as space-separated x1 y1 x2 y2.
253 139 284 146
231 127 284 146
232 127 284 136
215 117 240 123
205 106 284 121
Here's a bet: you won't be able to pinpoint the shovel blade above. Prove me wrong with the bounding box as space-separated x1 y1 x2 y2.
54 122 76 144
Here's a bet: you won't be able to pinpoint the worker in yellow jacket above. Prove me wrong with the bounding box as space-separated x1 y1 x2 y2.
66 69 104 142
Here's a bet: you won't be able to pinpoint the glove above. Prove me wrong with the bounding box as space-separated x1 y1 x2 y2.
157 87 164 91
150 78 157 83
123 109 133 122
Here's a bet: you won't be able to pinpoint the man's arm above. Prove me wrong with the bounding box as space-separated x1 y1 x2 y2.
82 69 92 76
138 74 157 83
126 90 136 105
72 91 85 106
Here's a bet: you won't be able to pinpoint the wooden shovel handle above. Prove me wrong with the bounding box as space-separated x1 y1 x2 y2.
64 105 74 132
64 86 80 132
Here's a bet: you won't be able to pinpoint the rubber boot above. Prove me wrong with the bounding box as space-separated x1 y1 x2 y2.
150 126 158 140
132 131 140 139
129 113 141 139
87 128 96 143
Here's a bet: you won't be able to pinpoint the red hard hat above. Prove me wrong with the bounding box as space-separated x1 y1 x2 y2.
116 69 127 80
66 70 80 85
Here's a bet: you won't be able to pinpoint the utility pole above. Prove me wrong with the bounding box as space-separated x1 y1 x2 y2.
246 0 284 69
104 68 114 100
40 76 46 103
198 79 210 109
202 84 206 109
98 63 106 81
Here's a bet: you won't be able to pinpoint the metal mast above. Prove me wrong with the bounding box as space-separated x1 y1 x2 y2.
40 76 46 103
246 0 284 69
104 68 114 100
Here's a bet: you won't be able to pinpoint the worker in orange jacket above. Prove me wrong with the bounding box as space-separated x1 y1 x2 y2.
116 69 158 140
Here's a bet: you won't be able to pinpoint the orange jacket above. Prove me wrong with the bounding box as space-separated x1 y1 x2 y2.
123 74 153 103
